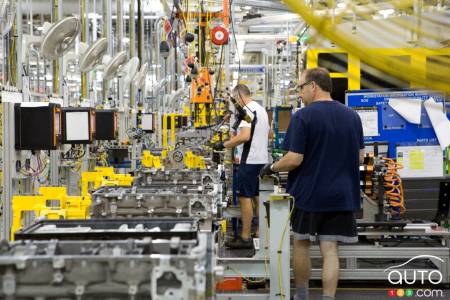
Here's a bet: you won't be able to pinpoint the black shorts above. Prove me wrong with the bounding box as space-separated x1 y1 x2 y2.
236 164 265 197
291 208 358 243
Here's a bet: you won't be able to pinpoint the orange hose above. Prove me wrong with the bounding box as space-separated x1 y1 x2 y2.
382 157 405 216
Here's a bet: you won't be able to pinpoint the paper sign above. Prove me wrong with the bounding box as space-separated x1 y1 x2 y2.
355 108 379 137
397 145 443 178
424 97 450 150
388 97 422 124
408 150 424 170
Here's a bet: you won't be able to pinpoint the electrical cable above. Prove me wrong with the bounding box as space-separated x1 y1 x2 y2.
20 151 49 177
382 158 405 217
126 127 145 140
277 203 295 300
62 145 86 160
212 45 224 124
229 186 294 297
228 0 241 75
226 2 253 121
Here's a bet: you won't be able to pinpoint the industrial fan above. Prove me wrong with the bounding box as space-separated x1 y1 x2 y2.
40 16 80 59
133 62 148 91
103 51 127 80
79 38 108 72
121 57 140 90
0 0 15 36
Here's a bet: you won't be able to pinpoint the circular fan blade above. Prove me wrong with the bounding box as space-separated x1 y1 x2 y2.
123 57 140 86
41 16 80 59
103 51 127 80
134 62 148 89
79 38 108 72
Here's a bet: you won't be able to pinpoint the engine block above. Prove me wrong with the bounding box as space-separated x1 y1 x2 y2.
0 233 211 299
91 185 221 219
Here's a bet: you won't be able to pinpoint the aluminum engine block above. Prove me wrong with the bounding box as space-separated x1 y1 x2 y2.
0 234 211 300
91 185 221 219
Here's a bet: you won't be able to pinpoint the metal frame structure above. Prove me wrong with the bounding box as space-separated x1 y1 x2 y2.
1 101 16 240
310 241 450 282
218 177 291 300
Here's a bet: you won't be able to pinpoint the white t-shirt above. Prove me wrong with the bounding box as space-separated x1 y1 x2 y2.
236 101 270 164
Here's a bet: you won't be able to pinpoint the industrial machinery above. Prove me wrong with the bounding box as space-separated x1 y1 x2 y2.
218 176 292 299
141 150 162 169
14 102 62 150
133 167 223 190
14 218 199 241
163 148 207 169
11 187 91 239
81 167 133 196
1 0 447 299
87 166 225 228
90 184 222 222
0 219 219 299
140 147 208 170
360 153 406 222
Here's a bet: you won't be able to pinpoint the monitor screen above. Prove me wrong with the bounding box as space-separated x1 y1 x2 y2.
65 111 89 141
141 113 154 132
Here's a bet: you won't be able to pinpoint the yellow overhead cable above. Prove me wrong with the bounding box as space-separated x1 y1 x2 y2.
330 1 450 52
283 0 450 93
323 1 449 58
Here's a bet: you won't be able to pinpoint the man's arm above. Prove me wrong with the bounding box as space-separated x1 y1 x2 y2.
224 127 251 148
271 151 304 172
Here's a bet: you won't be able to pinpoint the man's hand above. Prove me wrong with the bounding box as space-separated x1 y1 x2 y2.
259 163 275 177
213 141 225 151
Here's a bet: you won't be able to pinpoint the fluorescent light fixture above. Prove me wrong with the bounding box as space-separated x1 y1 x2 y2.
88 13 101 19
243 6 252 10
337 2 346 9
379 8 395 18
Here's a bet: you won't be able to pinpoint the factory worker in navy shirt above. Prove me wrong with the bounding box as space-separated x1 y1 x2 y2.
260 68 365 300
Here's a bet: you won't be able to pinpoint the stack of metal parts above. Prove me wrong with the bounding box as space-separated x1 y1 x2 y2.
133 167 222 188
0 218 217 299
90 168 224 221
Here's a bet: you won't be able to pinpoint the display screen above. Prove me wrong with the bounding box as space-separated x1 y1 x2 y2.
141 113 154 132
66 111 89 141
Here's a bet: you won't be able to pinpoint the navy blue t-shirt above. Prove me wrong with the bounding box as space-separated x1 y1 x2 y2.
282 100 364 212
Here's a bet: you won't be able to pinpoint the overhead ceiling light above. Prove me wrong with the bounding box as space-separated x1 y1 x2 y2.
88 13 101 19
378 8 395 18
243 6 252 10
336 2 346 9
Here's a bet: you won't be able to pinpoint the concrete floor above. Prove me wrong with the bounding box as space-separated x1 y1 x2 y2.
217 288 449 300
